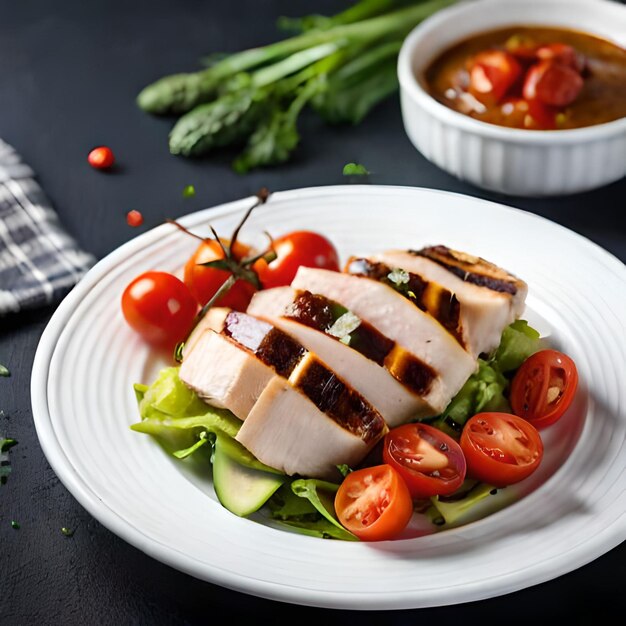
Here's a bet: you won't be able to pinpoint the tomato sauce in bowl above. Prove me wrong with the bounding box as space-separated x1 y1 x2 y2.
423 26 626 130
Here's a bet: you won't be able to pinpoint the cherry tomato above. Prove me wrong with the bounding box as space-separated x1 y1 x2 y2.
523 60 583 107
126 210 143 227
525 98 558 130
460 413 543 487
183 239 257 311
335 464 413 541
469 50 522 103
510 349 579 429
121 271 197 350
256 231 340 289
536 43 585 73
87 146 115 170
382 423 466 499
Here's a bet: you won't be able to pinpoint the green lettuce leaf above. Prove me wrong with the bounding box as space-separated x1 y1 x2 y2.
493 319 542 373
275 518 359 540
268 479 357 541
429 320 541 435
137 367 209 419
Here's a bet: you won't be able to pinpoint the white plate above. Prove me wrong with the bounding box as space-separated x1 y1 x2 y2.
31 186 626 609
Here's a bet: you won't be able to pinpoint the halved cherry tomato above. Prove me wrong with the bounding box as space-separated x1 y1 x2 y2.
460 413 543 487
335 464 413 541
382 423 466 499
523 60 583 107
183 239 257 311
536 43 585 73
510 349 578 429
256 231 340 289
121 271 197 350
469 50 522 103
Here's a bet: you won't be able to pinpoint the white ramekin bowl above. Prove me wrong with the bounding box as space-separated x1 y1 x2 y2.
398 0 626 196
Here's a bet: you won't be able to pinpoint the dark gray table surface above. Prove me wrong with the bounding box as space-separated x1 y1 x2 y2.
1 1 625 623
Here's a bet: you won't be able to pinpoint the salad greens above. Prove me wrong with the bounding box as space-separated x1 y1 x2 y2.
429 319 542 437
131 320 542 538
137 0 457 172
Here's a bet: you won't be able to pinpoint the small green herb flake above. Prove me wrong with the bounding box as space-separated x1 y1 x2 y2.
11 520 20 530
342 163 370 176
182 184 196 198
0 363 9 377
1 438 18 453
336 464 353 478
61 527 74 537
387 268 409 286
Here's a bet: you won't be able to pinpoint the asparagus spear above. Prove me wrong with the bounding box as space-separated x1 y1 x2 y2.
137 0 456 115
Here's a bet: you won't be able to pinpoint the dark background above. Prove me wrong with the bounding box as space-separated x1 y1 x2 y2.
1 1 625 624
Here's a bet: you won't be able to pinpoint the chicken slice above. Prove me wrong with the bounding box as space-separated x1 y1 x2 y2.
371 247 527 356
248 288 438 424
179 330 276 420
236 351 388 480
182 307 230 359
291 267 477 412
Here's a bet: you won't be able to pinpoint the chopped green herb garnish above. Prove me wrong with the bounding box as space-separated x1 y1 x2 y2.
1 438 17 485
1 438 18 452
342 162 370 176
336 464 352 477
182 184 196 198
327 311 361 341
11 520 20 530
387 268 409 286
0 364 9 377
61 527 75 537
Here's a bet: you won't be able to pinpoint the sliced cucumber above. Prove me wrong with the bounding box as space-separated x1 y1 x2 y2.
213 436 286 517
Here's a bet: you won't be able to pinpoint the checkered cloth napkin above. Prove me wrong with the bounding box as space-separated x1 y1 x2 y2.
0 139 95 315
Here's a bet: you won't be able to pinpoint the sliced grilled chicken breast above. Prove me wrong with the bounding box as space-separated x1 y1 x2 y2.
182 307 231 359
371 247 528 356
180 310 309 420
236 352 388 480
179 330 276 420
291 267 477 412
248 288 439 424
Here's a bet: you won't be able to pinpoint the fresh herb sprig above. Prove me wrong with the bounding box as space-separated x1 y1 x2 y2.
138 0 457 171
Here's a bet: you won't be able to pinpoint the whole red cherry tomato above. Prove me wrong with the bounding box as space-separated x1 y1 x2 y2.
87 146 115 170
536 43 585 73
523 60 583 107
121 271 197 350
256 231 340 289
184 239 257 311
510 349 578 429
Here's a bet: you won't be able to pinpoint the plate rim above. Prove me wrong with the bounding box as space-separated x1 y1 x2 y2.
31 184 626 609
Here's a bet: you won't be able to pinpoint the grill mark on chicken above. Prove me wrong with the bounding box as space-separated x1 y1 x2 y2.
223 311 385 442
286 291 394 365
285 291 436 398
345 258 465 348
294 358 387 444
409 246 519 295
223 311 305 378
385 348 437 396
